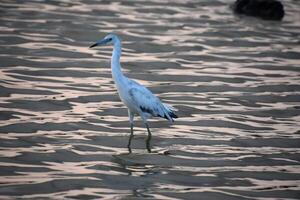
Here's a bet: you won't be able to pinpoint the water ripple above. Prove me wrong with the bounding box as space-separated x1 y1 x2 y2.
0 0 300 199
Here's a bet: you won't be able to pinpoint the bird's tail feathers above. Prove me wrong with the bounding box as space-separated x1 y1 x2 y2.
163 103 178 122
163 103 178 112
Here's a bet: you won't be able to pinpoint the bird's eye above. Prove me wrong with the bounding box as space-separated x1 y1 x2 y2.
108 38 112 41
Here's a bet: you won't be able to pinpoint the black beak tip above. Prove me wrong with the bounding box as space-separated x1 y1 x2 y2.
89 43 98 48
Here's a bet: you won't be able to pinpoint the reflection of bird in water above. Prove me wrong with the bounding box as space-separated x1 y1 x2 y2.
90 33 178 153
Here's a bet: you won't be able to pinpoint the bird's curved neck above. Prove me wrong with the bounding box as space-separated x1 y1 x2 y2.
111 41 124 82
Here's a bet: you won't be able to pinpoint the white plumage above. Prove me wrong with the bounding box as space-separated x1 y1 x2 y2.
90 33 177 153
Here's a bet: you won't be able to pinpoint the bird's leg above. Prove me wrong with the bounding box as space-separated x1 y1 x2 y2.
145 123 152 153
127 111 134 153
127 123 134 153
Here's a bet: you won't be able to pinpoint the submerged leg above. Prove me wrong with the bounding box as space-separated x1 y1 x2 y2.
127 111 134 153
145 123 152 153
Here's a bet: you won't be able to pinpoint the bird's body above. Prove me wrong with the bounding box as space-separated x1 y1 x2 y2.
90 33 177 152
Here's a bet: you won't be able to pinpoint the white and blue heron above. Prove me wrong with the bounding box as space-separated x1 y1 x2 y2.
90 33 178 153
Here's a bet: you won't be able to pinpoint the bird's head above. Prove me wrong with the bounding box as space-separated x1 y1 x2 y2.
89 33 119 48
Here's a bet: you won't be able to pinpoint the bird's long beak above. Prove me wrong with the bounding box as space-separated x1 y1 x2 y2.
89 38 110 48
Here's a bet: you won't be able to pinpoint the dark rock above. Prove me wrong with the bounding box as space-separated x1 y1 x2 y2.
233 0 284 21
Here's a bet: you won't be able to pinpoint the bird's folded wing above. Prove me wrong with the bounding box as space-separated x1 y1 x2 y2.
128 87 165 117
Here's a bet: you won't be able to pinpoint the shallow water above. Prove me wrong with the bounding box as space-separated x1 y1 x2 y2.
1 0 300 199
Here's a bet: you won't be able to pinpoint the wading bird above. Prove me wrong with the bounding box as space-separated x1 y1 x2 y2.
90 33 177 153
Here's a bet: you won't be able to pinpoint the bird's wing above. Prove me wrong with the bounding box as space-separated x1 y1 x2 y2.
128 81 177 121
129 86 165 117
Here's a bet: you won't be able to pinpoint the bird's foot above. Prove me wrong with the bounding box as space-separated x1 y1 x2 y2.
127 144 132 154
147 146 152 153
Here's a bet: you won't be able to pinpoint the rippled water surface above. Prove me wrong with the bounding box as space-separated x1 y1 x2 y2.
1 0 300 199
